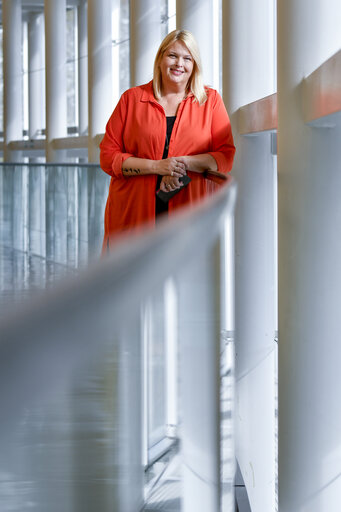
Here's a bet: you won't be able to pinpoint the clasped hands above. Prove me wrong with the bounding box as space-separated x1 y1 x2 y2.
158 156 188 192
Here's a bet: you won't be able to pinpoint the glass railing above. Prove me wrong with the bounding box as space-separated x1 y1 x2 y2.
0 163 237 512
0 163 109 267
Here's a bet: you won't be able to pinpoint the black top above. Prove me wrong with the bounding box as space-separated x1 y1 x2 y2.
155 116 176 217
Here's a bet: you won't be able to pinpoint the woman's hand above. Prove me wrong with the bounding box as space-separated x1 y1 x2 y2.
155 157 187 177
160 175 182 192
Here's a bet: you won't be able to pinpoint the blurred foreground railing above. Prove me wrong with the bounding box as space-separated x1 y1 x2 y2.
0 171 237 512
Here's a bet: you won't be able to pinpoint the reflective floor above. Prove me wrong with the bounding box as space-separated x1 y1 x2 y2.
0 244 76 317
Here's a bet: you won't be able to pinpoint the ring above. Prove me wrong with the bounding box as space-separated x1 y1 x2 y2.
171 171 174 176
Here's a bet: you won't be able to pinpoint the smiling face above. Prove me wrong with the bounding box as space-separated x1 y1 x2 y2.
159 40 194 92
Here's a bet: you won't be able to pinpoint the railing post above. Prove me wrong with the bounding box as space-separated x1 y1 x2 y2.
177 237 224 512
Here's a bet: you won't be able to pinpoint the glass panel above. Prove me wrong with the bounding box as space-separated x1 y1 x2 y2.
45 166 68 264
87 167 110 260
0 165 14 246
13 164 29 252
0 164 109 270
0 163 111 317
29 165 46 257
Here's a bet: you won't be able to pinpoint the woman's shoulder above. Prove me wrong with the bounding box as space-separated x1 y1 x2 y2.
193 86 222 108
121 81 153 101
204 86 221 101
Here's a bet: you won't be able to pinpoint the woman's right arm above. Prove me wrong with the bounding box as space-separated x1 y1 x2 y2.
100 92 186 179
122 156 186 178
99 93 133 178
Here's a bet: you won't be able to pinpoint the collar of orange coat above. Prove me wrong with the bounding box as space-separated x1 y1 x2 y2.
140 80 194 104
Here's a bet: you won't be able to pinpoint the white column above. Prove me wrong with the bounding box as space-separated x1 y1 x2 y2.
129 0 162 87
28 13 45 139
87 0 113 163
222 2 277 511
3 0 22 162
176 0 214 86
112 0 120 104
77 0 88 136
277 1 341 511
45 0 67 162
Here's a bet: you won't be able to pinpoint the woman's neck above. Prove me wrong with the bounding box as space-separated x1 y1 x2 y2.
161 82 187 99
158 93 186 116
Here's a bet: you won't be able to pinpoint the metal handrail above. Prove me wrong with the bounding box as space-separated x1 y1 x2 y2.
0 162 229 183
0 162 100 167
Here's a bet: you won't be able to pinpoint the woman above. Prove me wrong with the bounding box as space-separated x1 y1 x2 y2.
100 29 235 251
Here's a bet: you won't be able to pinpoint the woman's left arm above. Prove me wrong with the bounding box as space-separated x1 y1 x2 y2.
177 153 218 173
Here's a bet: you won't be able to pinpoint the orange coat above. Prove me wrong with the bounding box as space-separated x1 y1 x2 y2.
99 81 235 249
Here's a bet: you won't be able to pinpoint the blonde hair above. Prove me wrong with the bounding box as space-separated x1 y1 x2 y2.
153 30 207 105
